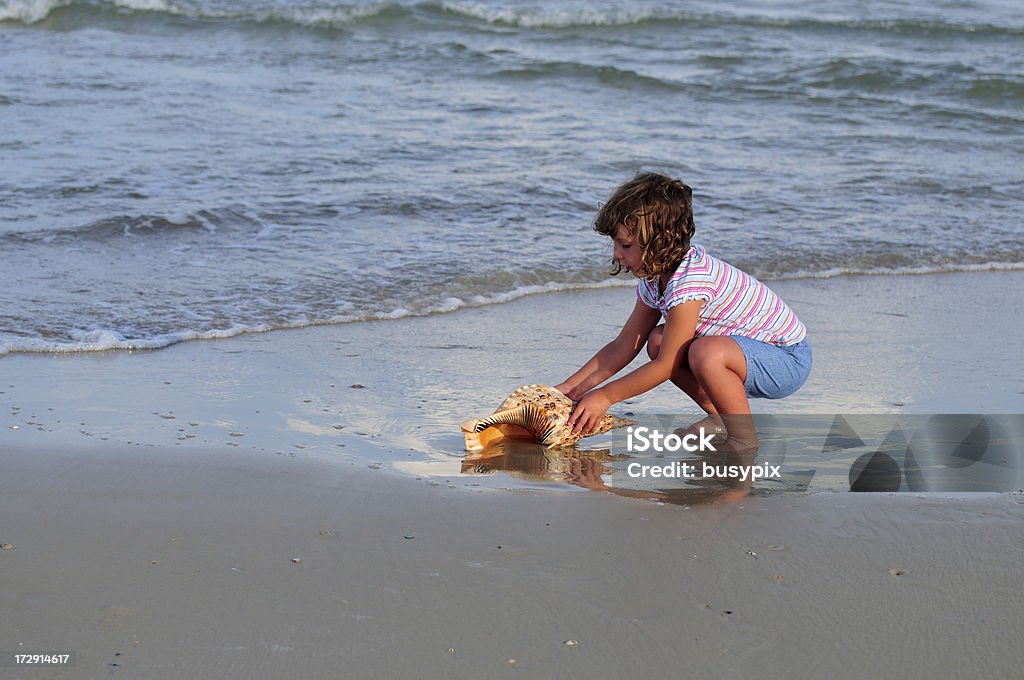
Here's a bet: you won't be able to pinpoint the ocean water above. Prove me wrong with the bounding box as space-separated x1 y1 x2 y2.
2 0 1022 354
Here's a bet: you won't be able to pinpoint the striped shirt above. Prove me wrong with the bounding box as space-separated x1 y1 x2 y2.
637 244 807 346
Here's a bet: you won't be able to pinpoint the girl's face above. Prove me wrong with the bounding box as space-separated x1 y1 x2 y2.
612 224 643 277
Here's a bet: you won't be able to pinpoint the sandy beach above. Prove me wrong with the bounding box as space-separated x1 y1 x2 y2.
2 270 1024 679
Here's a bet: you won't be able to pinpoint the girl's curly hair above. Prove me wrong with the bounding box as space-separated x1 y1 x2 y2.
593 172 696 279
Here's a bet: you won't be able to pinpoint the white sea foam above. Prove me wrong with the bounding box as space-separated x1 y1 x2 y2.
110 0 182 14
0 0 65 23
0 324 266 355
3 263 1023 356
771 261 1024 281
4 0 1020 35
0 0 668 28
0 0 191 23
274 2 396 28
0 279 633 355
438 0 673 28
0 0 393 25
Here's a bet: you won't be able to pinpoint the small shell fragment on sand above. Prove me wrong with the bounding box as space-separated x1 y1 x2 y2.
291 558 302 564
1 543 13 550
563 639 579 646
889 568 908 576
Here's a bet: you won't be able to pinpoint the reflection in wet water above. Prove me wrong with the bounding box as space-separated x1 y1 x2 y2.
565 440 766 506
460 433 762 505
461 438 628 482
455 414 1024 502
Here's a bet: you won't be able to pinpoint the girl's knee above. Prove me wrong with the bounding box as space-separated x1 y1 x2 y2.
687 337 738 376
687 337 713 372
646 325 664 360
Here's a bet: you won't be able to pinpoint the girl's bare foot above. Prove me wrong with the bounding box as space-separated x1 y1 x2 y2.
674 415 727 448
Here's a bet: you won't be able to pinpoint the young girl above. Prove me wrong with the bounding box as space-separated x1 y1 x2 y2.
556 172 811 446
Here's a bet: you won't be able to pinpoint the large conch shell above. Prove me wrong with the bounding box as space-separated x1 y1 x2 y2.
461 384 635 452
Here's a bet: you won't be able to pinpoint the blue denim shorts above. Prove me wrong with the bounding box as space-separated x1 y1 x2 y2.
730 336 812 400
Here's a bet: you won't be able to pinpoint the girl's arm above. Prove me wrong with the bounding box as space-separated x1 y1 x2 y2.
554 299 662 401
566 299 702 435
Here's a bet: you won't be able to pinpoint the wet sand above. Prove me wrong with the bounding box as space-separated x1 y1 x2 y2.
2 271 1024 678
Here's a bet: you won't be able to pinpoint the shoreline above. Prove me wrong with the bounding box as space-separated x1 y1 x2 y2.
2 269 1022 490
3 269 1022 452
3 262 1024 358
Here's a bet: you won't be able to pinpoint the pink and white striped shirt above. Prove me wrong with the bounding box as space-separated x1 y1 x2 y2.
637 244 806 346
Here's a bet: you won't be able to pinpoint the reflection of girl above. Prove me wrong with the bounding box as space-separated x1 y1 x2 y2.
565 447 758 506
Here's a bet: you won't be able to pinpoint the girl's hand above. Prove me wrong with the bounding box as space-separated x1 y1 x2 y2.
554 382 585 401
566 389 612 436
